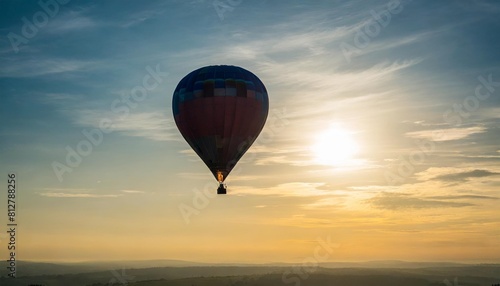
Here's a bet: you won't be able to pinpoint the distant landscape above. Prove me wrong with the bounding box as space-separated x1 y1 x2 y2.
1 260 499 286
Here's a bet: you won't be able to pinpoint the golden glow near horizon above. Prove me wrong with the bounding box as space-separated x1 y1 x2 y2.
311 125 360 167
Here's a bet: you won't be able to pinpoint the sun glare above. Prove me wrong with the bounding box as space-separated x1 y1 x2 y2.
312 125 360 166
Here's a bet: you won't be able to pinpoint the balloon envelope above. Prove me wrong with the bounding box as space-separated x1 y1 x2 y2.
172 65 269 182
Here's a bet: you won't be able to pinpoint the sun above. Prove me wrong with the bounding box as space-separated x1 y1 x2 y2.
311 125 360 166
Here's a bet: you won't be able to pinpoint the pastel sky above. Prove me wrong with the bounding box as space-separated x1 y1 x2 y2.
0 0 499 263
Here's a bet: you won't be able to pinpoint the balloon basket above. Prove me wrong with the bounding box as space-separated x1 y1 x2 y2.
217 183 227 195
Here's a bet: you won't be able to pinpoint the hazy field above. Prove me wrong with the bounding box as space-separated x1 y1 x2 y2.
0 260 499 286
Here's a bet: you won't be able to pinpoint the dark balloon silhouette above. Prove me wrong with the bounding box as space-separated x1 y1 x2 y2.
172 65 269 194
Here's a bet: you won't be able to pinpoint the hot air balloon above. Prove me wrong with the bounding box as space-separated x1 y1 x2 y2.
172 65 269 194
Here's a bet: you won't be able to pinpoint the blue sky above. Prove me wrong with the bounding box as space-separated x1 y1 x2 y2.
0 0 499 263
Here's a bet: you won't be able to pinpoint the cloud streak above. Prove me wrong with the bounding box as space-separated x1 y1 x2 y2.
46 10 98 33
369 192 475 210
38 188 146 197
0 58 97 78
406 126 487 142
231 182 333 197
39 192 120 198
433 169 500 182
75 110 179 142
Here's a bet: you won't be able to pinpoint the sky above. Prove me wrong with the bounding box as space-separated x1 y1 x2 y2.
0 0 499 264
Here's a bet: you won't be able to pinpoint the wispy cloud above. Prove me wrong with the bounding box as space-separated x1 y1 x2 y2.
300 197 347 210
429 194 498 200
415 167 500 183
0 58 97 78
121 189 145 194
433 169 500 182
369 192 475 210
266 214 334 229
254 154 310 166
406 126 487 142
345 34 424 61
231 182 334 197
39 192 120 198
74 110 179 141
46 11 98 33
119 8 166 28
38 188 146 197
